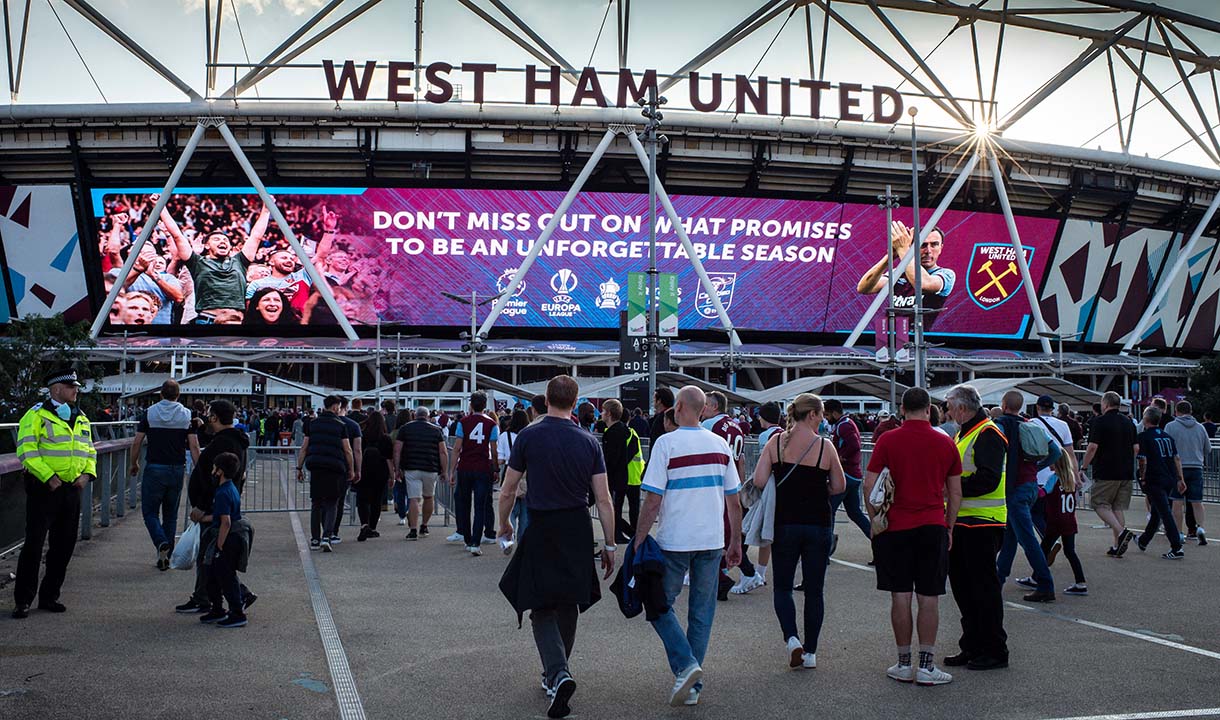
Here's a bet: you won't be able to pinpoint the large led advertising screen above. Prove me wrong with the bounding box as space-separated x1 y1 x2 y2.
91 187 1058 337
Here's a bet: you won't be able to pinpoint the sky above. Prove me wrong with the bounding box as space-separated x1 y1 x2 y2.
3 0 1219 169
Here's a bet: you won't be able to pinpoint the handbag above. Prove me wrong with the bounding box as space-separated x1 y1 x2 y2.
869 468 895 536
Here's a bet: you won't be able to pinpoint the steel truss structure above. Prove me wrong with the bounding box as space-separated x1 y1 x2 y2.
3 0 1220 375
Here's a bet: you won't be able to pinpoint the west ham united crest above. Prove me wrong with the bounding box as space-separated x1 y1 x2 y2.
695 272 737 319
967 244 1033 310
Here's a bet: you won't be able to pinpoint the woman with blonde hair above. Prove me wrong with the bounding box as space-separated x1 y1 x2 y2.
1022 452 1087 596
752 393 846 670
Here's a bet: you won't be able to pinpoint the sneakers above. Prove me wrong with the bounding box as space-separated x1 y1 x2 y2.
1022 590 1056 603
731 574 765 595
1163 549 1185 560
802 653 817 669
217 613 248 628
321 540 332 553
1064 584 1088 596
669 666 703 707
329 535 342 545
420 526 430 537
787 636 803 668
175 598 210 614
886 662 914 683
481 536 497 545
446 532 464 543
1198 527 1208 546
367 530 380 538
243 593 258 610
37 601 66 613
684 689 700 706
1106 546 1119 558
829 533 839 557
548 675 576 719
1046 541 1061 566
397 517 407 526
1014 577 1037 590
1115 528 1133 557
357 528 369 542
916 666 953 686
1137 538 1148 553
467 545 482 556
200 609 227 624
310 539 321 551
542 674 555 698
406 529 419 540
156 542 171 571
11 605 29 619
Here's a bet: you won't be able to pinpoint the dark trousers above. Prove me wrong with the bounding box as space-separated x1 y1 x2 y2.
1041 532 1086 584
15 476 81 607
206 544 244 615
719 508 756 591
771 524 833 652
1185 502 1198 534
312 497 339 541
531 605 579 688
192 526 250 606
612 486 640 543
1139 484 1182 552
948 524 1008 660
356 481 385 530
329 487 350 537
455 471 493 546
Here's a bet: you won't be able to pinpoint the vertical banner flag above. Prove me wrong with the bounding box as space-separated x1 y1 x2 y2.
658 272 678 337
627 271 648 337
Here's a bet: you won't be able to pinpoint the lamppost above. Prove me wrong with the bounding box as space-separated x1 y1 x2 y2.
443 290 502 392
1130 346 1156 409
1037 331 1084 378
640 87 667 412
908 107 929 389
879 185 900 409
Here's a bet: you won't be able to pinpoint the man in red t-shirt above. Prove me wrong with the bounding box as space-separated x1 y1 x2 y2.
450 392 500 555
864 387 962 686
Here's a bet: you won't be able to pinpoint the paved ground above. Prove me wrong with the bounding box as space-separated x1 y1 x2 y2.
2 497 1220 720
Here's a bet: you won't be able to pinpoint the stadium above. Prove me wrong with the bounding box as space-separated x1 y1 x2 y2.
0 0 1217 413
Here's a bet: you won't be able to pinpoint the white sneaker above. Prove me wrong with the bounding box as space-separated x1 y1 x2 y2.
886 662 914 683
731 574 764 595
480 536 497 545
467 545 482 556
916 665 953 686
397 518 407 526
684 689 699 706
446 532 463 543
802 652 817 669
786 636 803 668
320 540 332 553
669 665 703 707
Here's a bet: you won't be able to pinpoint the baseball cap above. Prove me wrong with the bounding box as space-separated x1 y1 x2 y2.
1036 395 1055 409
878 410 892 420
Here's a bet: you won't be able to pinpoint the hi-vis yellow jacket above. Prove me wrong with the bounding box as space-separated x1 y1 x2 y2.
17 402 98 483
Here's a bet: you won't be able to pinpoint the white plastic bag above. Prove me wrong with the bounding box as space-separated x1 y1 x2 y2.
868 468 891 507
170 522 200 570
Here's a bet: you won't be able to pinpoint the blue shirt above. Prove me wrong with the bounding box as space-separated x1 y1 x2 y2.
1137 427 1178 489
508 416 605 511
212 480 242 528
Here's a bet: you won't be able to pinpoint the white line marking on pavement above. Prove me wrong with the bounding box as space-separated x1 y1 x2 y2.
282 476 368 720
1041 708 1220 720
828 558 1220 662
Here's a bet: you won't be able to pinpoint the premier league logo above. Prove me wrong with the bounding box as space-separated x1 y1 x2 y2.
695 272 737 319
968 244 1032 310
496 268 526 297
596 278 621 310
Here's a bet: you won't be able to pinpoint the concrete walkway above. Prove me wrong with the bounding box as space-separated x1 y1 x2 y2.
3 501 1220 720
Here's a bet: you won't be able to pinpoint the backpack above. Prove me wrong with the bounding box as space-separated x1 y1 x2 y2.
1017 420 1050 462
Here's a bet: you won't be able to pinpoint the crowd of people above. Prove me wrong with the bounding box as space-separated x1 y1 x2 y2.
97 193 386 326
13 367 1215 718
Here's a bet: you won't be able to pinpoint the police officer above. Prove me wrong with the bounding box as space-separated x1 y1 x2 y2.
13 367 97 619
942 383 1010 670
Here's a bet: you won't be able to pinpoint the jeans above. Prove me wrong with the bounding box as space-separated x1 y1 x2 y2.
829 477 871 538
510 498 530 539
141 463 184 549
997 482 1054 593
1139 483 1182 552
455 471 493 546
311 498 338 542
771 524 833 651
651 549 722 690
949 525 1008 660
531 605 579 688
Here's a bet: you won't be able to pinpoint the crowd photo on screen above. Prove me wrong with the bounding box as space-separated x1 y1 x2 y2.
98 193 388 326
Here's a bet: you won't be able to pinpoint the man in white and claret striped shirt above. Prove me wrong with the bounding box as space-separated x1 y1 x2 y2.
633 385 743 709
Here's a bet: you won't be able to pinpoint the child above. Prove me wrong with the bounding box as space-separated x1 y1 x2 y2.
1025 452 1088 595
201 452 248 628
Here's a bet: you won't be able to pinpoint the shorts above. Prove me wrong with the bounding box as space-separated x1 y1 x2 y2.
404 470 438 500
1170 467 1204 503
872 524 948 596
1089 479 1132 510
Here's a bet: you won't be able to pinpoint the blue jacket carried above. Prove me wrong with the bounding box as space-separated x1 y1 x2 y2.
610 535 669 621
